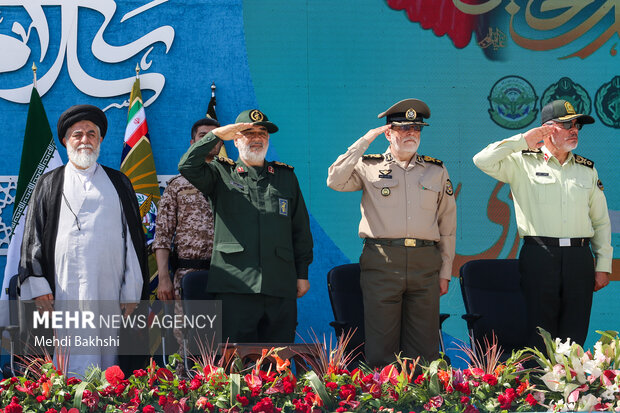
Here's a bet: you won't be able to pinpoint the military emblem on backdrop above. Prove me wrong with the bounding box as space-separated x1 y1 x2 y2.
488 76 538 129
541 77 591 116
595 76 620 128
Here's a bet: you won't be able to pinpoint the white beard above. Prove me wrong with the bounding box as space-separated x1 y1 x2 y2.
238 141 268 164
67 143 100 169
551 135 578 152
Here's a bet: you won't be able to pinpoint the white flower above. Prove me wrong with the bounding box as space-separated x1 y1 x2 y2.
577 394 599 411
601 383 619 401
555 337 573 358
541 370 564 392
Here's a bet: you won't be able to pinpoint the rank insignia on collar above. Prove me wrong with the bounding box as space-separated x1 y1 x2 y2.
381 187 391 197
597 179 604 191
363 154 383 160
268 166 275 174
445 179 454 196
521 148 542 154
237 166 246 173
379 169 392 179
385 153 393 162
422 155 443 166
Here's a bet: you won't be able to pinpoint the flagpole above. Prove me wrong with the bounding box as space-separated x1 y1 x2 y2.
32 62 37 89
135 63 140 80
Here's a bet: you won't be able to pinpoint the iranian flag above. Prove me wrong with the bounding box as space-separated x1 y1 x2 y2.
0 87 62 325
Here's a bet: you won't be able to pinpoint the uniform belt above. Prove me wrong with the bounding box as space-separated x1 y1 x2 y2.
523 236 590 248
365 238 437 248
177 258 211 269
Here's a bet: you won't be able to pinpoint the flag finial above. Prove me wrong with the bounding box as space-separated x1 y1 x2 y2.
135 63 140 79
32 62 37 88
211 82 216 97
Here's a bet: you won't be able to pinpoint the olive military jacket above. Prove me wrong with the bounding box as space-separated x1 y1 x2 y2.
178 132 313 298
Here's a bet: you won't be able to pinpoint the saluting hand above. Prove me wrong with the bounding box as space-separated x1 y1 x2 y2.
523 124 554 150
362 125 391 143
212 123 254 141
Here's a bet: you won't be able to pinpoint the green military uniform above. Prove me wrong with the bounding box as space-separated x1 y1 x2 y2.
178 130 313 342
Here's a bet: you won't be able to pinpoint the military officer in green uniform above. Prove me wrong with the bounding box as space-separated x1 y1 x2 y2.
178 109 313 343
473 99 612 350
327 98 457 367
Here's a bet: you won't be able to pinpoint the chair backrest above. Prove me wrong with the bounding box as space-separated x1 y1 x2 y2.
181 270 213 300
327 263 364 353
459 259 527 354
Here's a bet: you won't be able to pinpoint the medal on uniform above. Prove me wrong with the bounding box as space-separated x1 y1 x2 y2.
381 187 391 197
279 198 289 216
237 166 245 173
268 166 275 174
379 169 392 179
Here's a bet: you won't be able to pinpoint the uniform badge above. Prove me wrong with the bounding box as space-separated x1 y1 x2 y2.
379 169 392 179
405 108 417 120
268 166 275 174
249 109 264 121
237 166 246 173
445 179 454 196
385 152 393 162
279 198 289 216
230 181 245 191
381 187 391 197
597 179 604 191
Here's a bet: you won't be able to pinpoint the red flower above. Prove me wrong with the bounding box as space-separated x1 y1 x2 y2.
526 394 538 406
159 395 168 407
252 397 275 413
5 397 23 413
66 377 81 386
481 374 497 386
460 396 470 404
283 379 296 394
45 410 58 413
134 369 148 377
236 395 250 406
36 395 46 403
338 384 356 401
189 378 202 391
105 365 125 386
335 408 346 413
414 374 425 385
454 382 470 395
325 382 338 391
156 368 174 383
143 406 156 413
463 404 480 413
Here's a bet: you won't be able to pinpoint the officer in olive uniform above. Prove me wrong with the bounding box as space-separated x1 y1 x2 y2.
178 109 313 343
474 99 612 350
327 98 457 366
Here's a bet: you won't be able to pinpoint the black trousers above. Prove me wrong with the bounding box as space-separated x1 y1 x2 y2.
519 242 595 350
214 293 297 343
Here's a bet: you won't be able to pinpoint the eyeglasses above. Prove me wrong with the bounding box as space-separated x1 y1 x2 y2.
555 120 582 131
391 123 423 132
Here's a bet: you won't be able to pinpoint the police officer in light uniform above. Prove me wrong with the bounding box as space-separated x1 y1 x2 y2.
473 99 612 350
178 109 313 343
327 98 457 366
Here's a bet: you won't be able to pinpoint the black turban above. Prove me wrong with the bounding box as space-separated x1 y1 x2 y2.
57 104 108 146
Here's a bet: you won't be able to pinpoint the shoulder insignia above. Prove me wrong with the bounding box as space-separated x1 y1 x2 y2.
273 161 294 169
421 155 443 167
574 154 594 169
597 179 604 191
445 179 454 196
216 156 235 166
362 154 384 160
521 148 542 154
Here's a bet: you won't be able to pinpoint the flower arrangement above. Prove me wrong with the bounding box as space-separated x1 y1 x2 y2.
1 329 619 412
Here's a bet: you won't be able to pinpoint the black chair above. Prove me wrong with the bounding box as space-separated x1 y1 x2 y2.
459 259 527 359
327 263 450 364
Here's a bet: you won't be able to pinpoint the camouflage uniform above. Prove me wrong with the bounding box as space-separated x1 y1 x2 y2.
153 175 215 350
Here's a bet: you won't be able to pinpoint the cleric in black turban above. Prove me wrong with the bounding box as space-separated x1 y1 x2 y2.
57 104 108 146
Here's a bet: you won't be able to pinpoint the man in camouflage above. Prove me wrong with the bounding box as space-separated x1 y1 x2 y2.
153 118 223 355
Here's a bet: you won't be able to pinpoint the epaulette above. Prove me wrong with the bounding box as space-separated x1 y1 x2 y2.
421 155 443 167
273 161 294 169
362 154 384 160
216 156 235 166
166 174 182 185
574 154 594 169
521 148 542 154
